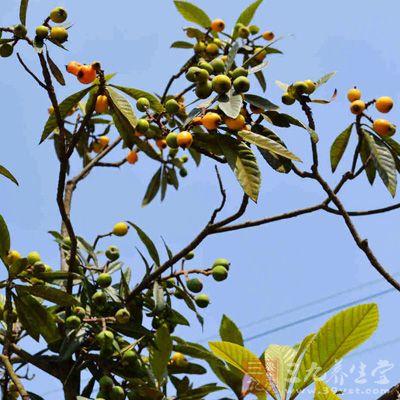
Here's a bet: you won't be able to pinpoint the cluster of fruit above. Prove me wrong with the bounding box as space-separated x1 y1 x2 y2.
347 88 396 137
66 60 99 84
97 376 127 400
34 7 69 44
281 80 317 105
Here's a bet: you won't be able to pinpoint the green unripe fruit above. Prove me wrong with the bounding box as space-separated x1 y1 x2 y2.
198 61 214 74
180 155 189 163
212 265 228 281
249 25 260 34
166 132 179 149
206 43 219 55
14 24 27 38
99 376 114 392
92 290 107 305
0 44 14 58
65 315 81 329
231 67 249 80
50 26 68 43
186 278 203 293
238 26 250 39
293 81 308 95
73 306 86 318
166 277 175 288
105 245 120 261
212 74 232 95
136 118 149 133
195 294 210 308
136 97 150 112
212 258 231 270
210 58 225 74
169 148 179 158
33 261 46 274
185 251 195 260
96 392 107 399
27 251 41 265
97 273 112 288
282 92 295 105
165 99 180 114
121 350 139 367
195 81 213 99
96 329 114 345
193 41 206 53
186 66 200 82
174 290 184 299
110 386 125 400
304 79 316 94
179 168 188 178
50 7 68 23
213 38 223 48
36 25 49 39
115 308 131 324
233 76 250 93
44 264 53 272
194 68 209 83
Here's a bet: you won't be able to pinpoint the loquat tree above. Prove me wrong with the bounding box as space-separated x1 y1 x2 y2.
0 1 399 399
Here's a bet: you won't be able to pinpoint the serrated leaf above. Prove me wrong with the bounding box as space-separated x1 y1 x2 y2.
239 129 301 161
46 50 65 86
315 72 336 89
219 91 243 119
314 379 342 400
263 344 296 400
128 222 160 266
174 1 212 28
244 94 279 112
291 304 379 398
234 0 264 38
142 167 162 206
217 135 261 202
171 41 194 49
330 124 353 172
364 132 397 196
110 85 164 113
19 0 29 25
41 87 93 143
0 214 10 259
15 285 79 307
219 315 243 346
209 341 277 399
0 165 18 186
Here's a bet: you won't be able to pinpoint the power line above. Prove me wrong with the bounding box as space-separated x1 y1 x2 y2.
245 287 395 343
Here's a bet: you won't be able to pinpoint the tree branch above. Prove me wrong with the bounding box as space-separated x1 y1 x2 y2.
0 354 29 400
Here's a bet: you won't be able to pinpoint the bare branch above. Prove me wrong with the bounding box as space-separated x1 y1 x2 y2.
0 355 30 400
16 53 47 89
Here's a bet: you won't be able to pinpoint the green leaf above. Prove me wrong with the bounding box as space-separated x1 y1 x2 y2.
40 87 93 143
14 295 41 341
219 315 244 346
364 132 397 196
46 50 65 86
15 285 79 307
225 42 240 73
153 281 166 312
314 379 342 400
255 70 267 92
217 135 261 202
9 258 28 278
174 1 212 28
330 124 353 172
171 41 194 49
244 94 279 112
189 148 201 166
142 167 162 207
263 344 296 400
238 129 301 161
315 72 336 89
0 214 10 259
360 136 376 185
248 60 270 75
291 303 379 398
15 291 61 344
275 80 289 91
110 85 164 113
150 324 172 384
234 0 264 36
128 222 160 266
0 165 18 186
19 0 29 25
107 88 136 148
218 91 243 119
209 341 277 399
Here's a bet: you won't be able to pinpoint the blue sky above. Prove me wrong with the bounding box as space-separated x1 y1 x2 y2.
1 0 400 398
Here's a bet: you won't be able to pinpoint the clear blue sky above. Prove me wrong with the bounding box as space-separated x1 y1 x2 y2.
1 0 400 398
